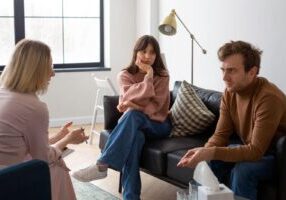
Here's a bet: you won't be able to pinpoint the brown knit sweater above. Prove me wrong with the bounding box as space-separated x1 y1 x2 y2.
205 77 286 162
117 70 170 122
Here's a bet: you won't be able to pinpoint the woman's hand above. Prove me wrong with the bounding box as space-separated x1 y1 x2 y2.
117 102 128 112
135 57 153 74
53 128 89 151
64 128 89 145
117 101 143 112
49 121 73 144
125 101 143 111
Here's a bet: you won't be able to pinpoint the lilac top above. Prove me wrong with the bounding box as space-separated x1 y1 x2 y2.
0 88 61 166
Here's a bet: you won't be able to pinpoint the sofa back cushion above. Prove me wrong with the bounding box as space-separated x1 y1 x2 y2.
172 81 222 117
170 81 216 136
103 95 122 130
103 81 222 131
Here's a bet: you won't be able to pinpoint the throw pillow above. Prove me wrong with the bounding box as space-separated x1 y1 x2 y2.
170 80 215 136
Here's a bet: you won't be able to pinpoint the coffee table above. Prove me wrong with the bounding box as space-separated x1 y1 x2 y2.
177 188 249 200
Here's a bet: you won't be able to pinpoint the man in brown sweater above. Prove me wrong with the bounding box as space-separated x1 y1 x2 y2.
178 40 286 200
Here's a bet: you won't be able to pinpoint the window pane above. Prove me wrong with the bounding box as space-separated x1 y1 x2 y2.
0 18 15 66
25 0 62 16
23 0 103 69
0 0 14 16
63 0 100 17
64 18 100 63
25 18 63 63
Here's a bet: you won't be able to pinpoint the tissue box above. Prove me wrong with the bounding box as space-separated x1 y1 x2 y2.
198 184 234 200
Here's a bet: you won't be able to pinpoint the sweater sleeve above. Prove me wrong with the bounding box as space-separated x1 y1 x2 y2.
142 75 170 118
118 71 155 106
205 91 233 147
213 95 284 162
24 101 62 165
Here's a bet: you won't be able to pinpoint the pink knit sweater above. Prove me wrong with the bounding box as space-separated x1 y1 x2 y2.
117 70 170 122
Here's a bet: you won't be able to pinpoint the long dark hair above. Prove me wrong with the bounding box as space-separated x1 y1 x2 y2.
125 35 168 77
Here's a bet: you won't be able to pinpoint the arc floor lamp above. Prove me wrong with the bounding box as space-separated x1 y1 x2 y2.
159 9 207 85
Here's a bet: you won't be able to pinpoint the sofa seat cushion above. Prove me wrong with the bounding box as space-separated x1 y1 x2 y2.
141 133 211 176
100 130 211 176
166 150 194 185
99 130 110 150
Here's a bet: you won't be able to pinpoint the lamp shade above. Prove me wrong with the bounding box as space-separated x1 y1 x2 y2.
158 9 177 35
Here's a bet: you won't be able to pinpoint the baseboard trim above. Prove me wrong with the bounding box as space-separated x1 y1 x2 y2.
49 115 104 127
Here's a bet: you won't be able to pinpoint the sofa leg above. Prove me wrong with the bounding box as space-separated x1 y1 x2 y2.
118 171 122 193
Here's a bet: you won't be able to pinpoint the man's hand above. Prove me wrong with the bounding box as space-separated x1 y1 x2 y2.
177 147 215 168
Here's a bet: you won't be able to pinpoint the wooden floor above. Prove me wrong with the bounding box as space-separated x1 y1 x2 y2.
49 124 179 200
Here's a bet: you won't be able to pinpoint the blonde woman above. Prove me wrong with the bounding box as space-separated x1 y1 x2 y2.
0 39 88 200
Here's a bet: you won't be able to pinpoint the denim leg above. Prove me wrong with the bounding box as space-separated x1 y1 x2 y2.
208 160 235 185
98 110 147 170
98 110 172 200
230 155 275 200
142 117 172 139
99 110 171 169
122 131 145 200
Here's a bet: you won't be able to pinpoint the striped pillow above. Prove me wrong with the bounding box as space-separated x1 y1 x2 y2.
170 80 215 136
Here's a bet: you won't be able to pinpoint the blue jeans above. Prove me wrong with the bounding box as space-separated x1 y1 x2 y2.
98 110 172 200
209 152 275 200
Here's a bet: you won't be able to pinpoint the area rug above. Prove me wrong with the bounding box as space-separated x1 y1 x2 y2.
71 177 120 200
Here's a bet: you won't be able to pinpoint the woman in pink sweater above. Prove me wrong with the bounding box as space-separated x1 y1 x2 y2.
72 35 172 200
0 39 88 200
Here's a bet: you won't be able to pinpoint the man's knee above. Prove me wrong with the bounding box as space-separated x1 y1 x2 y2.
232 162 255 181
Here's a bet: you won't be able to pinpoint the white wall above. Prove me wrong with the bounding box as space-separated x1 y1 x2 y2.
158 0 286 92
43 0 286 127
41 0 136 127
136 0 159 39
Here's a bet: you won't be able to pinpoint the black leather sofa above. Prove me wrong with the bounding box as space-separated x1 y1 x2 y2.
0 159 51 200
99 81 286 200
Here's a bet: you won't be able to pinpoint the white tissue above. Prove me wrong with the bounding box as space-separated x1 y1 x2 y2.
193 161 220 192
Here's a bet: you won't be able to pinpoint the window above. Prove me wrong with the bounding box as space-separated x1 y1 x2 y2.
0 0 14 67
0 0 104 72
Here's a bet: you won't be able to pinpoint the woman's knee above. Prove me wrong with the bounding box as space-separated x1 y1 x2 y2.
124 110 147 121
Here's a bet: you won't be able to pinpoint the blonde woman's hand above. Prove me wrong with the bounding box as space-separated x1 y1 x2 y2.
58 121 73 138
64 128 89 144
49 121 73 144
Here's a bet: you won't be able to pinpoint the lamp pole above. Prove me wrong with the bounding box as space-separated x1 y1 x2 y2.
191 36 194 85
173 11 207 85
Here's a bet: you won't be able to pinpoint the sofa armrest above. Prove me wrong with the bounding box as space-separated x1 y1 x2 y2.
0 159 51 200
276 135 286 200
103 95 122 130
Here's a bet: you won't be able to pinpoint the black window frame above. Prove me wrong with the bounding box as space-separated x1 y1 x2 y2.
0 0 105 72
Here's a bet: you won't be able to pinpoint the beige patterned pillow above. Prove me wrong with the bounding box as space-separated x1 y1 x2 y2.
170 81 215 136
